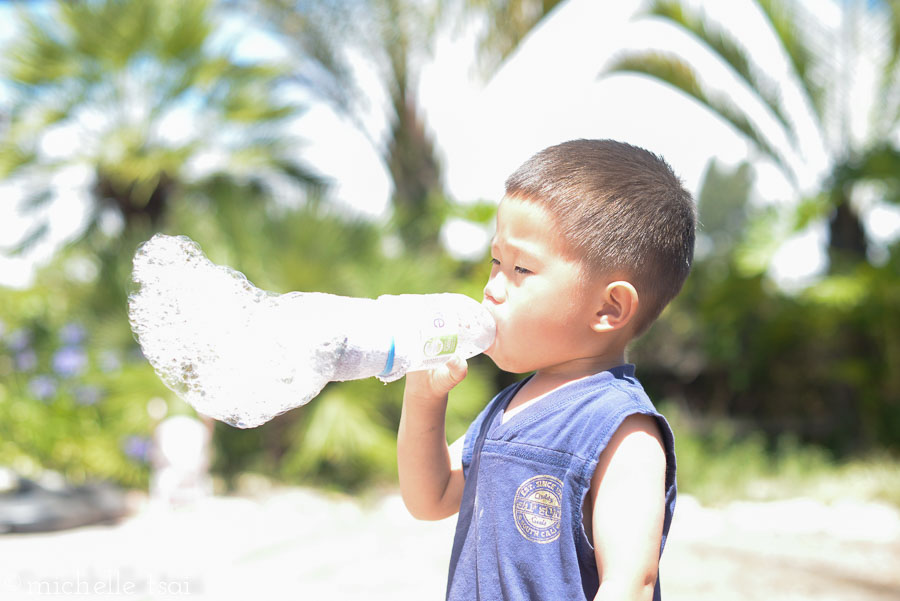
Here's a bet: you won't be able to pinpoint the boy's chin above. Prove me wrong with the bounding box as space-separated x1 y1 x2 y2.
483 347 506 371
484 349 531 375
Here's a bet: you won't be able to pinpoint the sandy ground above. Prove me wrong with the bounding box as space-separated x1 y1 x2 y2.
1 488 898 601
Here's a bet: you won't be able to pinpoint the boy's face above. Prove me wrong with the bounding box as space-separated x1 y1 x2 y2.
483 196 599 374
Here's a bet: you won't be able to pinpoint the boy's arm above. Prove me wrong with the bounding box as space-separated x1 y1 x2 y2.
397 356 468 521
590 413 667 601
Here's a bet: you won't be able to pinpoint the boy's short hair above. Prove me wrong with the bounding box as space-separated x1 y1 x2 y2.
505 139 696 336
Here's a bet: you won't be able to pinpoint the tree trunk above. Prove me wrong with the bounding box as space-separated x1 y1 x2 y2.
95 171 173 231
827 189 867 272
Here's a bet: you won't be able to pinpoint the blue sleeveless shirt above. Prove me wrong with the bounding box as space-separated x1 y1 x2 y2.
446 365 676 601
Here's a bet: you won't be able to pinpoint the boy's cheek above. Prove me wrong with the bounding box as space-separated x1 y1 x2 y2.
481 325 499 359
481 326 507 364
483 325 525 370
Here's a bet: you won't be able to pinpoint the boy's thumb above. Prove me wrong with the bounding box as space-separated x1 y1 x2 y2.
433 355 468 392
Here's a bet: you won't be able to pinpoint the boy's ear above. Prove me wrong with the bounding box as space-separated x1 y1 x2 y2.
591 281 639 333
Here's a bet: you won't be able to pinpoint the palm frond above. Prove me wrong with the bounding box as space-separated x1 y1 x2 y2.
248 0 362 113
5 12 81 86
18 189 55 214
0 144 37 178
649 0 800 151
3 222 49 256
465 0 566 78
154 0 211 61
269 158 326 189
755 0 826 129
606 52 796 184
61 0 157 71
879 0 900 130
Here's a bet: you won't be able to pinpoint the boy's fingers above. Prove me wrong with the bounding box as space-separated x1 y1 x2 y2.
403 356 468 404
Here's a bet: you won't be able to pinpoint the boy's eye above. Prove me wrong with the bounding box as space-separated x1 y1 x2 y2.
490 258 530 275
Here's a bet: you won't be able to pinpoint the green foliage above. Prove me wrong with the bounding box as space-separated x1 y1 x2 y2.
663 402 900 506
280 381 400 489
460 0 566 78
1 0 315 250
4 0 900 503
1 0 499 493
0 268 163 487
606 0 900 267
1 177 496 491
634 160 900 457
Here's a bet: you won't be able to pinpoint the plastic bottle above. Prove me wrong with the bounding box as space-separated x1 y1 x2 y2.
329 293 496 383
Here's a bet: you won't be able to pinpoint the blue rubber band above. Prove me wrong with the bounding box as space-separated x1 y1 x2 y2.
379 337 396 377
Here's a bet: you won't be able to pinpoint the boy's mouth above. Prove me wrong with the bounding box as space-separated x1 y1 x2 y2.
480 302 500 355
481 300 498 325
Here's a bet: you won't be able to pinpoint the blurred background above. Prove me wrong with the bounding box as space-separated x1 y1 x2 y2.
0 0 898 599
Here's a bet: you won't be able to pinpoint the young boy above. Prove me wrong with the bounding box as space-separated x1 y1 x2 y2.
397 139 695 601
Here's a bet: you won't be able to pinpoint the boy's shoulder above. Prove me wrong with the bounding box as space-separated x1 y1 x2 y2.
561 364 654 410
471 366 659 444
462 365 670 477
552 366 657 430
483 365 655 420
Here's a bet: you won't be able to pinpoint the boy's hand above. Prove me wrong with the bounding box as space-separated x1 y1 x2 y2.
404 355 468 406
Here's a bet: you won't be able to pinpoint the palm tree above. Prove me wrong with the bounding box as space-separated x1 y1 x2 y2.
604 0 900 271
239 0 449 251
0 0 497 489
0 0 319 257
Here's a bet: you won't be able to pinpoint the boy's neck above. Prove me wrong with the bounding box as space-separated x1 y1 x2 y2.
503 351 627 422
533 353 625 392
535 351 627 381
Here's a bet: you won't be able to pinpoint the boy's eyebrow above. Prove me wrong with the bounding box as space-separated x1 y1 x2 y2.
490 237 543 263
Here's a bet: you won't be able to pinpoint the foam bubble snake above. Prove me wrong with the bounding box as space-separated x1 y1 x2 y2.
128 234 495 428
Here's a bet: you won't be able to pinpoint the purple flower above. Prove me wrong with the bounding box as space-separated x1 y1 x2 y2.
15 350 37 372
74 385 104 406
8 329 31 353
60 323 87 346
123 436 152 463
52 346 88 378
28 375 57 401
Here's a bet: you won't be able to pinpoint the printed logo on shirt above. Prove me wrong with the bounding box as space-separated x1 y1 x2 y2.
513 475 563 543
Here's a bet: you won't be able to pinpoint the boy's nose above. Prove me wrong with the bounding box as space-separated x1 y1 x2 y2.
483 275 505 304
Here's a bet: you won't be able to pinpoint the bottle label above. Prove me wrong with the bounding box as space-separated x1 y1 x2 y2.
414 310 459 368
423 334 458 357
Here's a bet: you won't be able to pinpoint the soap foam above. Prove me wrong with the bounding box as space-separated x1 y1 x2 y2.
129 235 336 428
